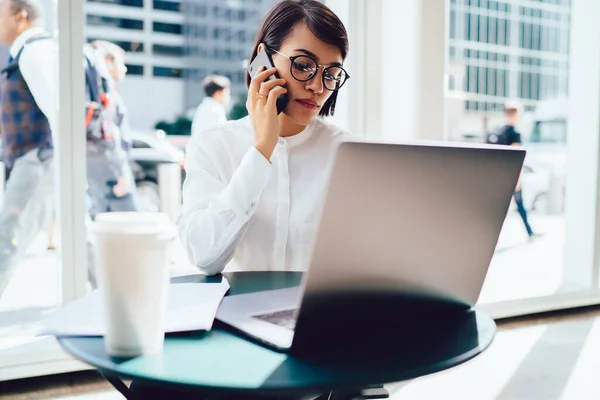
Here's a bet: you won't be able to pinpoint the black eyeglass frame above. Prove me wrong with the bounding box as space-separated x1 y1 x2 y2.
267 47 350 92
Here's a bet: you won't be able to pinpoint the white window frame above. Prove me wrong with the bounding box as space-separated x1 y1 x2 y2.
0 0 88 380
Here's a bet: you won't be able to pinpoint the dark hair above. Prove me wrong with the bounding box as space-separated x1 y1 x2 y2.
202 75 231 97
246 0 349 117
9 0 44 24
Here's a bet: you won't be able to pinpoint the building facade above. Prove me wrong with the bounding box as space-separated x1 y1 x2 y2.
183 0 279 110
446 0 571 140
2 0 574 135
82 0 278 130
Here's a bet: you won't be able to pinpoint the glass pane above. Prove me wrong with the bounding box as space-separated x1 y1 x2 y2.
154 1 182 13
0 0 62 349
82 0 281 275
87 15 144 30
88 0 144 6
446 0 574 303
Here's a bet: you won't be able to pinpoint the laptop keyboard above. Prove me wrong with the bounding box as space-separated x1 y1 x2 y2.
253 309 298 330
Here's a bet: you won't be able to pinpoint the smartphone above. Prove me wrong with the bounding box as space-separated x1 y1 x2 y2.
247 48 290 114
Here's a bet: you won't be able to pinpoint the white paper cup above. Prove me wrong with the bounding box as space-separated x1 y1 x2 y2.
91 212 177 357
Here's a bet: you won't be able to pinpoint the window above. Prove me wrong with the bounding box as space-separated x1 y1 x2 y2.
153 66 183 78
237 30 246 42
186 26 208 39
87 0 143 7
87 15 144 30
126 64 144 75
223 28 232 42
153 22 183 35
153 44 185 57
442 0 591 314
3 0 299 382
235 71 245 84
519 71 544 100
154 0 181 12
448 75 456 91
188 46 208 57
87 38 144 53
529 120 567 143
185 69 207 81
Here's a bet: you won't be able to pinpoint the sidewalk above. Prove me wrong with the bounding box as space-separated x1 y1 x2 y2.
480 211 570 304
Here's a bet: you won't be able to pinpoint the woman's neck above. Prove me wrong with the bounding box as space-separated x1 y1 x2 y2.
278 113 307 137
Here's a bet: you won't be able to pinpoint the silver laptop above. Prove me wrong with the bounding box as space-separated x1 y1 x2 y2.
217 140 525 352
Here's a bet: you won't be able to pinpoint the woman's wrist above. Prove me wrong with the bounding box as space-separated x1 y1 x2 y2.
254 139 277 162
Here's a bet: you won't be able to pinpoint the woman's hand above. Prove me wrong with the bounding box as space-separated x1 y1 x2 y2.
246 67 287 161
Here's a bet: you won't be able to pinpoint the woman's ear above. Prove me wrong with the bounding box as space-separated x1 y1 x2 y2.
257 43 266 53
15 9 28 24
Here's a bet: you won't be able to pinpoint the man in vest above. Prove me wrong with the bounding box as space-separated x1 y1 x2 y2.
0 0 56 297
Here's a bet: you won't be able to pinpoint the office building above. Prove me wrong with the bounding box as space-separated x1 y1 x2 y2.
446 0 571 139
83 0 277 130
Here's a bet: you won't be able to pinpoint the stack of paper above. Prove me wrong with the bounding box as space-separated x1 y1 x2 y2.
39 280 230 336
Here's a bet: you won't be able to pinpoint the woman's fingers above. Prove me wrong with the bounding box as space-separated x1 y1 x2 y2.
258 78 286 96
248 67 277 96
254 67 278 82
266 86 287 109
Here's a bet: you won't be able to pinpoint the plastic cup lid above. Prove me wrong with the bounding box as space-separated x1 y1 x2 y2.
91 212 177 237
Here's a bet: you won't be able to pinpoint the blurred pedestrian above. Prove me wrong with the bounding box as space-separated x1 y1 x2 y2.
487 101 540 240
84 41 138 218
191 75 231 137
0 0 55 298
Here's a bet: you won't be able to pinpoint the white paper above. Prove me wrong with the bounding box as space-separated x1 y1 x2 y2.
217 286 301 318
39 280 230 336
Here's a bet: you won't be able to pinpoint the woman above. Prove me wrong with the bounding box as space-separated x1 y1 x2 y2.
178 0 351 276
131 1 354 399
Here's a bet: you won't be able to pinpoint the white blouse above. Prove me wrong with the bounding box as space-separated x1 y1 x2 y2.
191 97 228 138
178 116 351 275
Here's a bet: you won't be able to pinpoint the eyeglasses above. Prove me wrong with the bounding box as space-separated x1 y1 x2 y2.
268 47 349 92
